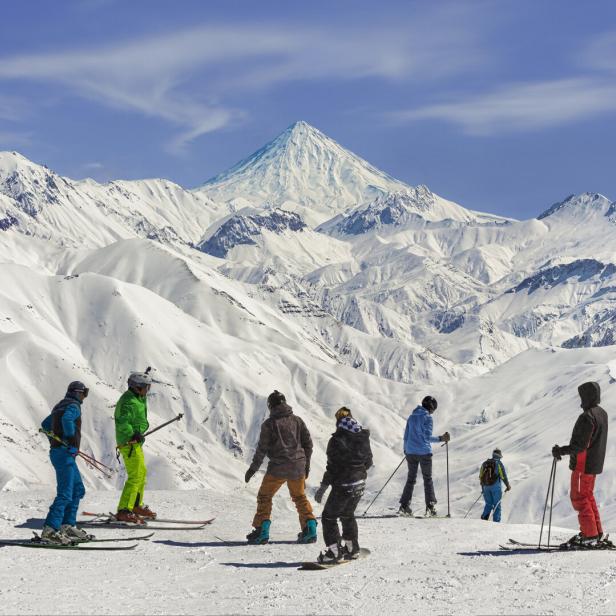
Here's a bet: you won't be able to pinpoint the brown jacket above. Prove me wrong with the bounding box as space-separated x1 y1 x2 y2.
249 403 313 480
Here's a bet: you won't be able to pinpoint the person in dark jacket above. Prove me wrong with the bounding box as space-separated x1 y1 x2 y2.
399 395 450 517
40 381 90 544
245 390 316 544
314 407 373 564
552 382 608 546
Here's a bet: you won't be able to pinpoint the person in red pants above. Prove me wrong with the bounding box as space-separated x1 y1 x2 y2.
552 382 608 547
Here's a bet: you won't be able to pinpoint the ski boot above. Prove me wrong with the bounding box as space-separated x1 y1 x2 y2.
247 520 271 545
343 538 360 560
398 504 413 517
60 524 95 542
317 542 344 565
41 525 72 545
115 509 145 525
425 502 438 517
560 532 602 549
133 504 157 519
298 519 318 544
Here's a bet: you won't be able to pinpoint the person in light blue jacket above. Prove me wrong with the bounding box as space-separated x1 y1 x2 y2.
398 396 450 517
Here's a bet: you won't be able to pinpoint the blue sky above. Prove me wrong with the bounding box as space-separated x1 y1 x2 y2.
1 0 616 219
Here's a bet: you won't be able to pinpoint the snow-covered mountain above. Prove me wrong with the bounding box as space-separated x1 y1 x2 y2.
1 122 616 534
196 121 411 225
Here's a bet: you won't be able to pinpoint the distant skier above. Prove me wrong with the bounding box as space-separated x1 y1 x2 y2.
114 371 155 523
314 407 373 563
552 382 608 547
41 381 91 544
479 448 511 522
245 390 317 544
398 395 450 517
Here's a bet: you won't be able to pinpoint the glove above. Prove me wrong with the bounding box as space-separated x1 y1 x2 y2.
505 484 512 492
132 432 145 445
552 445 562 460
68 446 78 457
314 483 328 504
439 432 451 443
245 468 256 483
305 463 310 479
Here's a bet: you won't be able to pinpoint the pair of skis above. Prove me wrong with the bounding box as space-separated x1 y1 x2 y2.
501 537 616 553
0 531 154 551
77 511 215 531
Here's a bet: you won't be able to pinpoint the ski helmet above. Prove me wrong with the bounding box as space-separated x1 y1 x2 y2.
128 372 153 388
421 395 438 413
492 448 503 459
67 381 88 397
335 407 352 422
267 390 286 409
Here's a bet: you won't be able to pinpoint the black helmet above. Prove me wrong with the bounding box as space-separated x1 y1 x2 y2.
267 390 286 409
492 448 503 459
422 395 437 413
67 381 88 397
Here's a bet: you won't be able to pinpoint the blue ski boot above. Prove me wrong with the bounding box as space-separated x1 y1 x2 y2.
297 519 318 544
246 520 270 545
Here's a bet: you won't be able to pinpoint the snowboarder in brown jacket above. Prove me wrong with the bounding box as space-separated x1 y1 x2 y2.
245 390 316 544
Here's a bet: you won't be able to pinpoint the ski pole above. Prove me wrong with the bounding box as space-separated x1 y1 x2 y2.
39 428 115 471
446 441 451 517
144 413 184 438
538 457 557 548
464 489 483 519
548 457 558 547
361 456 406 517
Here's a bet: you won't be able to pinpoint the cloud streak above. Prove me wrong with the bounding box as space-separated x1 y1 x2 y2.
0 13 484 153
393 77 616 135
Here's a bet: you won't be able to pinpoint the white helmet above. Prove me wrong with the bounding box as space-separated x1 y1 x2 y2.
128 372 153 388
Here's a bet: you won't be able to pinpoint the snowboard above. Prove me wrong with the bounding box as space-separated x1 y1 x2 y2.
299 548 370 570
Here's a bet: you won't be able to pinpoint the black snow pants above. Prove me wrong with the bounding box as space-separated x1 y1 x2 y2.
322 483 364 547
399 453 436 507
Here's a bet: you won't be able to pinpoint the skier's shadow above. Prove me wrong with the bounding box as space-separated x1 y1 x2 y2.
220 561 303 569
14 518 44 530
155 539 299 548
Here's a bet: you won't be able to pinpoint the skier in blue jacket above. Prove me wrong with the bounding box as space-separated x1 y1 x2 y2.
398 396 450 517
41 381 91 544
479 448 511 522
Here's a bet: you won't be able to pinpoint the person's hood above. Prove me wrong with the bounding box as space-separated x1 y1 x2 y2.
64 391 82 404
578 382 601 410
412 405 429 417
269 402 293 418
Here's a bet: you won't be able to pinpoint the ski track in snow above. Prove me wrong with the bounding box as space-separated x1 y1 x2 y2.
1 490 616 615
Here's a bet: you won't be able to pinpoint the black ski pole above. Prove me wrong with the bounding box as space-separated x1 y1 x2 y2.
548 458 558 547
446 441 451 517
361 456 405 517
464 489 483 519
143 413 184 438
539 457 557 548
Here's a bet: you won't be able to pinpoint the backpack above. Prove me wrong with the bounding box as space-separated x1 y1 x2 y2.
480 459 499 486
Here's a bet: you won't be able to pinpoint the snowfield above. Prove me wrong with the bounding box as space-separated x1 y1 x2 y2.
1 121 616 614
1 489 615 616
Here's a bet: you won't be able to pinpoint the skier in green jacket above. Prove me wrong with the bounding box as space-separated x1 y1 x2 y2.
114 372 155 523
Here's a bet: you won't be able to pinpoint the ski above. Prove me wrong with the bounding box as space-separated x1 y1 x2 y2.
0 539 138 551
498 544 561 553
77 521 208 531
299 548 370 571
413 515 451 519
508 537 616 551
81 512 215 525
75 532 154 543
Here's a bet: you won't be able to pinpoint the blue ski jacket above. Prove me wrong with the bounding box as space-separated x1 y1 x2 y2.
403 405 441 455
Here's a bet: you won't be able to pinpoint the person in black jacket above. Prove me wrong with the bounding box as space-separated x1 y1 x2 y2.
552 382 608 546
314 407 373 564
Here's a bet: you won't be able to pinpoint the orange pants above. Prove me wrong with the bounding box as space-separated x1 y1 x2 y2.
571 470 602 537
252 474 315 529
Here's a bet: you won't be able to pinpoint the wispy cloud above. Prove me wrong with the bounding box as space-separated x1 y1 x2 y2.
392 77 616 135
0 130 32 147
0 11 484 153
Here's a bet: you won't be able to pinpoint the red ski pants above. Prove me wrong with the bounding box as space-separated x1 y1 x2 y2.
570 471 602 537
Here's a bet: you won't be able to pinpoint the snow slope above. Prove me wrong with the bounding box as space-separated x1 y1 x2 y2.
0 489 614 616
